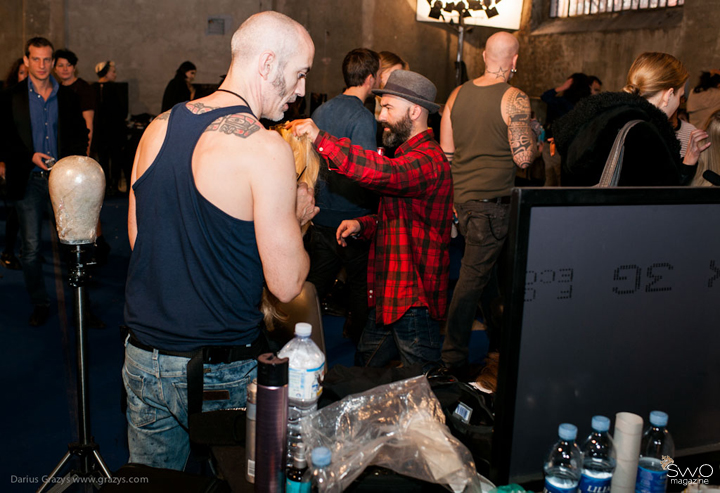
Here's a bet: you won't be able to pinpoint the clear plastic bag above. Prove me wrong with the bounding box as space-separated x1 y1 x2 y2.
300 376 495 492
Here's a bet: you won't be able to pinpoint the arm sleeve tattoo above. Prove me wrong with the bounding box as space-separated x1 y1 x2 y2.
506 90 536 168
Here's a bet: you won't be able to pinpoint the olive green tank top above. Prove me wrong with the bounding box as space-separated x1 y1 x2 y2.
450 81 514 202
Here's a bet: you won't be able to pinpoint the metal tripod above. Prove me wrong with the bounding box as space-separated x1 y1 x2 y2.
38 245 112 493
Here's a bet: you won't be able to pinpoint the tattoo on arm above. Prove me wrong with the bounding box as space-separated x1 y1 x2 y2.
205 114 261 139
487 66 509 80
444 151 454 164
155 111 171 121
505 90 536 168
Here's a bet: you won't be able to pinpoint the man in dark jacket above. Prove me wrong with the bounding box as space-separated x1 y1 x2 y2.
0 37 88 326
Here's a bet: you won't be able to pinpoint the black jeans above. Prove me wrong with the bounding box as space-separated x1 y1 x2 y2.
307 224 371 344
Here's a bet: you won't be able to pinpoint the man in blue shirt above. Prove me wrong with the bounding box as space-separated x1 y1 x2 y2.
0 37 88 326
309 48 380 345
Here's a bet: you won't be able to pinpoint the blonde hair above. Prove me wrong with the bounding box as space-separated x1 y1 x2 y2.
623 52 688 99
691 110 720 186
378 51 408 88
261 126 320 329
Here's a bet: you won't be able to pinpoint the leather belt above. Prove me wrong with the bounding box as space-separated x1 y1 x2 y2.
479 196 511 204
128 333 265 363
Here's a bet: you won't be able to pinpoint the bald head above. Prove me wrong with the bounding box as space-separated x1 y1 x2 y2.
231 11 313 67
484 32 519 65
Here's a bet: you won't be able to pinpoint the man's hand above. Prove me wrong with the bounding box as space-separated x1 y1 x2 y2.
556 78 573 93
336 219 361 247
32 152 53 170
296 182 319 227
683 128 711 166
287 118 320 143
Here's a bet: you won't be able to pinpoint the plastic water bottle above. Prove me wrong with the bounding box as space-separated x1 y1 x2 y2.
543 423 583 493
636 411 674 493
277 323 325 456
578 416 616 493
286 442 311 493
308 447 340 492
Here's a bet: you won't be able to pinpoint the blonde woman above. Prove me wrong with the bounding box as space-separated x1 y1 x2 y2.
555 52 710 186
692 110 720 186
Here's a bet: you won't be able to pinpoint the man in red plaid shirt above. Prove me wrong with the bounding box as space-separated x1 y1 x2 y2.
290 70 453 369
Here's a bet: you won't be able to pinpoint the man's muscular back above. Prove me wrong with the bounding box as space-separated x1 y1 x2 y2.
129 96 310 302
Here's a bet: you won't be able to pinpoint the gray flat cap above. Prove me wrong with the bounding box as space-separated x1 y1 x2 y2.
372 70 440 113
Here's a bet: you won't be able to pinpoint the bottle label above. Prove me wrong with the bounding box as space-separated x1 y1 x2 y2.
286 479 311 493
579 473 612 493
288 362 325 401
544 480 577 493
636 466 667 493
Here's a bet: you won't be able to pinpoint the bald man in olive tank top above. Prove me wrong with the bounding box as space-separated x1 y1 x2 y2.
440 32 537 369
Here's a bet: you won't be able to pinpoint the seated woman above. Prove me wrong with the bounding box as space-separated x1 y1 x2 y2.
692 110 720 186
554 52 710 186
161 61 197 112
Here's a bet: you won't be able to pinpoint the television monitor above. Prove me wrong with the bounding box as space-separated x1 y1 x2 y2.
491 187 720 485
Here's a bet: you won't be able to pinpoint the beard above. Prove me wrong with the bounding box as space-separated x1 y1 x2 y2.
381 111 413 148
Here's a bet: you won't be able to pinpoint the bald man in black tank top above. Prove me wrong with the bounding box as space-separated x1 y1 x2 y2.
440 32 538 370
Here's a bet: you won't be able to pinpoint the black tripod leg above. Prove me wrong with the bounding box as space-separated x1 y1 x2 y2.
36 451 72 493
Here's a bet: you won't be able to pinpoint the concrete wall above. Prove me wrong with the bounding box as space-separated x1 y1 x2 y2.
1 0 719 116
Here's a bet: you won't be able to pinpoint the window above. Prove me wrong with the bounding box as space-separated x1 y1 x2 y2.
550 0 684 18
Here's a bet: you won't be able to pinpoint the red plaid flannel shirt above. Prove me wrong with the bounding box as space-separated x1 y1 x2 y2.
314 129 453 325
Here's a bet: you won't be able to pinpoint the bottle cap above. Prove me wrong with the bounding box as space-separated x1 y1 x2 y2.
295 322 312 337
311 446 332 467
649 410 668 427
558 423 577 441
257 353 288 387
592 415 611 433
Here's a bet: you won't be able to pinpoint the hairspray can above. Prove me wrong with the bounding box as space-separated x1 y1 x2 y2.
245 378 257 483
255 353 288 492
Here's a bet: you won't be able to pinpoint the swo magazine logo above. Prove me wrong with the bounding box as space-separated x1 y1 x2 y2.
662 456 716 486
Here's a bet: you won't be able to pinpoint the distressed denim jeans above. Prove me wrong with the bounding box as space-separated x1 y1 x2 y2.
122 341 257 470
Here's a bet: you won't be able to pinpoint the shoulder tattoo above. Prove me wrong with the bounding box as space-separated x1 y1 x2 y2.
205 113 261 139
155 111 171 121
187 102 217 114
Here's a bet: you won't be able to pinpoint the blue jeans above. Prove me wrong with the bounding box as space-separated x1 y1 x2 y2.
442 200 510 368
355 307 441 369
122 340 257 470
14 173 51 307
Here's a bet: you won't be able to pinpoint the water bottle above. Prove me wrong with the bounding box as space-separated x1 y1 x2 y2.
307 447 339 492
277 323 325 456
636 411 674 493
543 423 583 493
578 416 616 493
286 442 311 493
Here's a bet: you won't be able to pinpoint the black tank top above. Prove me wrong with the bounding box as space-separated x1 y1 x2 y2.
124 103 264 351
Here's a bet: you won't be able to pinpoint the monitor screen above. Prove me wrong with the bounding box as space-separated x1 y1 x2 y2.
491 187 720 485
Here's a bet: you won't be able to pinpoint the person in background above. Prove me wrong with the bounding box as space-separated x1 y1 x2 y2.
670 107 697 159
588 75 603 95
54 49 95 154
161 61 197 112
555 52 711 187
687 70 720 129
92 60 128 195
0 37 88 326
291 70 453 370
308 48 380 346
692 110 720 186
1 58 28 271
440 32 537 371
541 73 590 186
